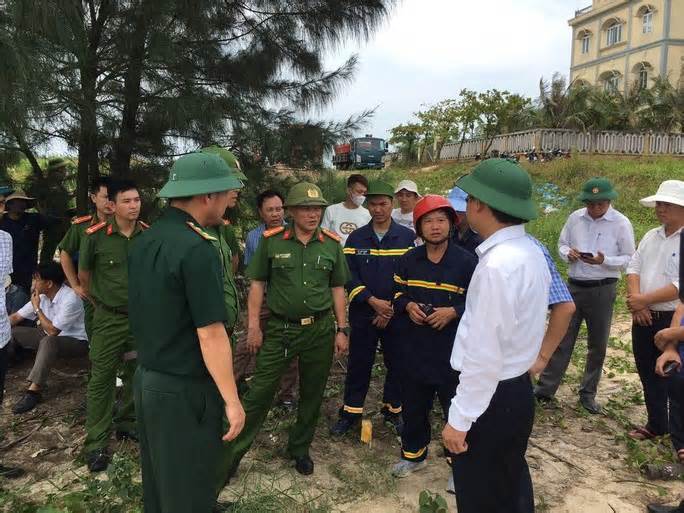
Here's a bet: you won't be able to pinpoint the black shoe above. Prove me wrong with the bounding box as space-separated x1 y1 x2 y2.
12 391 41 414
579 396 602 415
647 502 684 513
330 415 360 436
293 454 314 475
86 449 110 472
115 430 139 442
276 399 298 413
0 464 25 479
383 412 404 436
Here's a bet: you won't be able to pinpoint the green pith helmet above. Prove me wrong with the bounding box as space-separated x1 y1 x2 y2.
284 182 328 207
200 146 247 182
365 181 394 199
578 177 617 202
47 157 69 171
456 158 537 221
158 152 244 199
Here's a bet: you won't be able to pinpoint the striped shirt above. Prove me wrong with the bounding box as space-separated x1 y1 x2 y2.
0 231 12 348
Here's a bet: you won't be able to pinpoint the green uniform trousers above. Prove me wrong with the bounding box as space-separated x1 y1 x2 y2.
84 307 136 452
135 366 223 513
216 314 334 493
83 300 95 341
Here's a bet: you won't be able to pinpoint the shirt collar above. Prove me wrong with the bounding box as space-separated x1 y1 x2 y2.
44 284 68 306
107 217 145 237
656 225 684 238
476 224 527 258
581 206 616 222
282 226 324 244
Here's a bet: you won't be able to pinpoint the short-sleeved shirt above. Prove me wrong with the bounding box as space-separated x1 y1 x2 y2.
128 207 227 377
58 215 101 265
205 222 239 330
246 226 349 319
78 218 147 310
17 284 87 340
320 203 371 246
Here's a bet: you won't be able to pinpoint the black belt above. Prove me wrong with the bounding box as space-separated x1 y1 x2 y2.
568 277 618 288
271 309 330 326
94 300 128 316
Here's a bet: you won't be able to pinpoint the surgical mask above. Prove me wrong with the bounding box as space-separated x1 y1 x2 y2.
351 195 366 207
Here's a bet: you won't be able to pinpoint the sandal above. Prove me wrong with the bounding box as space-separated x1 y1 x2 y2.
628 426 657 440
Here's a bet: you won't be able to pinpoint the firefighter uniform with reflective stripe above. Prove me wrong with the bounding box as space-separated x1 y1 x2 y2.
393 241 477 462
339 220 415 420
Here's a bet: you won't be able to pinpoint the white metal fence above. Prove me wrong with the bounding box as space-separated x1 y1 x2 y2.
439 129 684 160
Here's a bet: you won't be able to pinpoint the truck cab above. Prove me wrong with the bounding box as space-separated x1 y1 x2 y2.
333 135 388 170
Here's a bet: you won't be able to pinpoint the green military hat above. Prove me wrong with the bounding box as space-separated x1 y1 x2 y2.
284 182 328 207
47 157 70 171
159 152 244 199
578 177 617 202
200 146 248 182
456 158 537 221
365 181 394 199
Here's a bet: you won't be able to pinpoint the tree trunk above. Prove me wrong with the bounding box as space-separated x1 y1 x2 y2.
111 5 149 177
456 131 467 160
76 58 99 213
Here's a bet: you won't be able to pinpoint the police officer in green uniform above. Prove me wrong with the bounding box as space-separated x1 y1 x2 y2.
128 152 245 513
78 179 147 472
216 182 350 490
58 177 113 339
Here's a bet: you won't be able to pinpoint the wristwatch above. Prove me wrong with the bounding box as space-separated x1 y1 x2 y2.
336 326 351 337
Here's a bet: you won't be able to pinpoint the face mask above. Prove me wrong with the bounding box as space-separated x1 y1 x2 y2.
351 195 366 207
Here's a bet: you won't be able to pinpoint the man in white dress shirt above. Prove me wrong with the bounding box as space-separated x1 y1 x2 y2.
9 261 87 414
625 180 684 443
535 178 635 414
441 158 550 513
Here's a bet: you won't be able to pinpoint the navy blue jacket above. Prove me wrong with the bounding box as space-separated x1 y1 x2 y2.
393 241 477 383
344 220 415 322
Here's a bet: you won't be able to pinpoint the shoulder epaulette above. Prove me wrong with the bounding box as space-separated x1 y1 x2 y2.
138 220 150 229
321 228 341 242
263 226 285 238
222 219 231 226
85 221 107 235
72 215 93 225
186 221 217 241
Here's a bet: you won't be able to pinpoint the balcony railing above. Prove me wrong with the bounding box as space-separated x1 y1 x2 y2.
575 5 593 17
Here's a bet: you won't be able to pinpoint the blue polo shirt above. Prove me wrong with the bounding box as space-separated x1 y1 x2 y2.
344 220 415 322
393 240 477 383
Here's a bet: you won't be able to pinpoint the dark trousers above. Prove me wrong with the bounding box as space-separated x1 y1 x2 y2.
451 373 535 513
0 344 7 405
341 317 402 417
669 371 684 452
400 374 456 462
135 366 223 513
536 281 616 399
632 312 677 436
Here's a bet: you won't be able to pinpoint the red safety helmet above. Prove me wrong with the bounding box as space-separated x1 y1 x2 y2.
413 194 458 237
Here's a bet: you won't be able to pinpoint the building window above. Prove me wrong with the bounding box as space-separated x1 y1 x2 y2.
603 73 621 93
606 22 622 46
634 62 653 90
643 9 653 33
581 34 591 54
639 67 649 89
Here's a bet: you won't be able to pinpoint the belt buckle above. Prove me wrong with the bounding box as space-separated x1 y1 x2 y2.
300 317 313 326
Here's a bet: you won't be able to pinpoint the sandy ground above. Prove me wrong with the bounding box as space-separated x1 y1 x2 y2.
1 314 682 512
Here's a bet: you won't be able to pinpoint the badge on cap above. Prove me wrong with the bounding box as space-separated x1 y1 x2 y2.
307 188 319 198
592 187 599 194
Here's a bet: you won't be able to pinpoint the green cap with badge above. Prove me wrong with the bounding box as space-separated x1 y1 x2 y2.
200 146 248 182
284 182 328 207
159 152 244 198
578 177 617 202
456 158 537 221
365 181 394 199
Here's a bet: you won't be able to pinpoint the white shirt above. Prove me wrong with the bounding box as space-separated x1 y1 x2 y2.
448 225 550 432
626 226 681 312
321 202 371 245
18 284 87 341
0 231 12 348
558 206 635 280
391 208 415 232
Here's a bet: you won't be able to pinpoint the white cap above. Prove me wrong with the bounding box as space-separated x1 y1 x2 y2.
639 180 684 208
394 179 421 196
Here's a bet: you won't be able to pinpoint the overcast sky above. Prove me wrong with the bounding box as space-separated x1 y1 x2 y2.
320 0 590 141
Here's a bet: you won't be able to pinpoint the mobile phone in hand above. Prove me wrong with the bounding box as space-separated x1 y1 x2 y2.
664 361 680 376
419 303 436 317
579 252 594 259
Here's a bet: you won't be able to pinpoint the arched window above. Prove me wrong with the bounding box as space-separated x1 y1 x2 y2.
577 29 592 54
602 18 624 46
633 62 653 89
600 71 622 93
636 5 656 34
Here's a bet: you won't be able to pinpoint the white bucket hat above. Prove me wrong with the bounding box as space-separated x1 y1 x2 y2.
639 180 684 208
394 179 421 196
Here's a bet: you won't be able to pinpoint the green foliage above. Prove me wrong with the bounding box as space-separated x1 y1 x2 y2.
418 490 449 513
